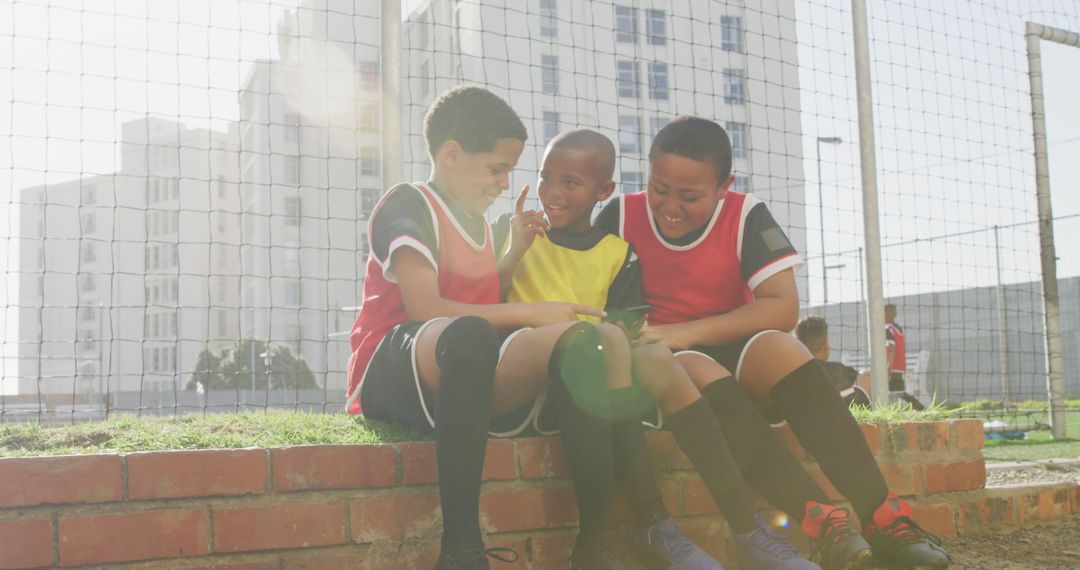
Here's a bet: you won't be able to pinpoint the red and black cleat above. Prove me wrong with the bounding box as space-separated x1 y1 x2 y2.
863 493 951 569
802 501 873 570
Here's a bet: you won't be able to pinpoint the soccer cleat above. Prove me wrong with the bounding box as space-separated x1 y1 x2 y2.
571 526 647 570
802 501 873 570
633 516 723 570
863 493 951 569
434 543 518 570
734 516 821 569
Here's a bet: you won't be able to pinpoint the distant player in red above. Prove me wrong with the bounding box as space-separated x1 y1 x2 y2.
597 116 950 569
885 304 924 410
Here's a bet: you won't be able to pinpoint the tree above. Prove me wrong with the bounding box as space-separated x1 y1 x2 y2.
186 340 318 391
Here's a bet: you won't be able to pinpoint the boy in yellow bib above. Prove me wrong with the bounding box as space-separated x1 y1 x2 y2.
498 129 819 570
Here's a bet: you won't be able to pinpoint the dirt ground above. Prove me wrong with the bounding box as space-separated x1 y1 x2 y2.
938 515 1080 570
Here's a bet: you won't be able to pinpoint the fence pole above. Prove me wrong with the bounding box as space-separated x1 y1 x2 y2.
851 0 889 405
993 225 1012 408
381 0 403 187
1025 22 1074 438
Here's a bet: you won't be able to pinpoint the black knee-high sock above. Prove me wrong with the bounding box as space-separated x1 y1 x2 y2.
433 317 499 548
609 386 670 529
701 377 830 521
771 360 888 523
548 323 620 534
666 398 759 533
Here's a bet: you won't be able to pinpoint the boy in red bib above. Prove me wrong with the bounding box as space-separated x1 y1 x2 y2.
597 117 951 570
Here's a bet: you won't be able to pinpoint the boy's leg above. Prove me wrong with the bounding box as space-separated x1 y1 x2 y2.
737 333 949 568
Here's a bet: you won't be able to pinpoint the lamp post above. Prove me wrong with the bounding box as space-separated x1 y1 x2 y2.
823 263 846 305
816 136 843 306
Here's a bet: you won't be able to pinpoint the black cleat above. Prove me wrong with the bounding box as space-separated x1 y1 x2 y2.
864 494 950 569
802 501 873 570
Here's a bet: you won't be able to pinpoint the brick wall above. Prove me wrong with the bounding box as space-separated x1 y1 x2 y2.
0 419 1077 569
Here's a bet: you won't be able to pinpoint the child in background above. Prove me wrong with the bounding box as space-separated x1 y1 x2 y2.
501 128 820 570
795 316 871 409
597 116 950 569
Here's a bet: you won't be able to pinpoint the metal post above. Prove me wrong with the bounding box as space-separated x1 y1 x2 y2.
851 0 890 405
816 137 842 306
381 0 403 187
993 225 1012 408
1025 22 1075 438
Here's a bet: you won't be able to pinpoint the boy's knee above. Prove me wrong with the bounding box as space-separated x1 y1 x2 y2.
435 316 500 375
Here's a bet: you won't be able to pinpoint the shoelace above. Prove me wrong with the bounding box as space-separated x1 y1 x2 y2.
876 515 943 546
648 522 698 561
745 525 802 560
811 509 858 563
444 546 520 568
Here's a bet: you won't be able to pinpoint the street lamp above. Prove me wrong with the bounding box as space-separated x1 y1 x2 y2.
816 136 843 306
823 263 846 305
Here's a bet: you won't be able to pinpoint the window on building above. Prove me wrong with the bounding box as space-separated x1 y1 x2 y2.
80 242 96 264
615 6 637 43
723 68 745 104
360 103 378 132
646 9 666 45
285 281 301 307
620 170 642 194
726 121 747 159
217 212 227 233
80 212 96 234
543 111 560 144
282 111 300 143
217 309 227 337
618 115 641 154
650 116 670 138
617 60 638 98
721 16 743 52
82 186 96 205
217 176 226 199
284 196 301 226
360 189 379 219
540 0 557 37
648 62 669 100
283 156 299 185
733 175 750 194
541 55 559 95
285 240 300 272
359 60 379 91
361 147 381 177
419 60 431 99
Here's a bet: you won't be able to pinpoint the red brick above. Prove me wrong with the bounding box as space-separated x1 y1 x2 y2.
273 445 396 491
906 422 950 453
879 462 919 497
482 438 516 481
957 494 1015 532
773 425 807 462
528 533 576 567
922 462 949 495
128 449 266 500
401 442 438 485
58 509 209 566
645 431 692 471
0 455 121 508
0 519 53 569
946 458 985 492
659 478 682 516
517 437 570 479
213 502 345 553
910 502 956 538
479 486 579 532
860 423 883 457
350 493 441 543
282 545 399 570
952 419 984 450
682 477 720 515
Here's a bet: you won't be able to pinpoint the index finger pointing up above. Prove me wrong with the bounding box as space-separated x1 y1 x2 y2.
515 185 531 214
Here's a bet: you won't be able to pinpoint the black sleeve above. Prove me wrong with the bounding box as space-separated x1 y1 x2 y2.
740 201 799 284
492 213 512 260
885 326 895 346
594 197 622 237
604 246 644 311
370 184 437 267
822 360 858 390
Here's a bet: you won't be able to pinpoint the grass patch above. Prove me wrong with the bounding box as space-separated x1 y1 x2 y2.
0 412 427 457
848 400 956 425
981 411 1080 463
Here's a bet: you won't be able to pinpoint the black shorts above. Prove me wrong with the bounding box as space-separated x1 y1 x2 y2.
889 372 906 392
358 319 538 437
675 332 785 424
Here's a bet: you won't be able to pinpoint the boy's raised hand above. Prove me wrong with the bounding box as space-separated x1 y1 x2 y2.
508 185 549 256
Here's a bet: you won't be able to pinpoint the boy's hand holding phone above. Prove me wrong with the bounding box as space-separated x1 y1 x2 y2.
605 305 651 340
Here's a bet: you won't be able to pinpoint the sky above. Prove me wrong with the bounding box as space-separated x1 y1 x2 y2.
2 0 1079 342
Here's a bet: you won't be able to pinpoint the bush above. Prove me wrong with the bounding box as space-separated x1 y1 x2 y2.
186 339 318 391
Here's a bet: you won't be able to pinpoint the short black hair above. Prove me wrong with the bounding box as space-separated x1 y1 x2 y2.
546 129 616 180
423 85 528 158
796 315 829 354
649 116 733 184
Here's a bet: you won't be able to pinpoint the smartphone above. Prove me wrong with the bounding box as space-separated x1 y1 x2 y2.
606 304 652 333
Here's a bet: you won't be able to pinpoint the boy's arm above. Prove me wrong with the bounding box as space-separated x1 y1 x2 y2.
497 187 548 299
640 268 800 350
393 247 603 328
